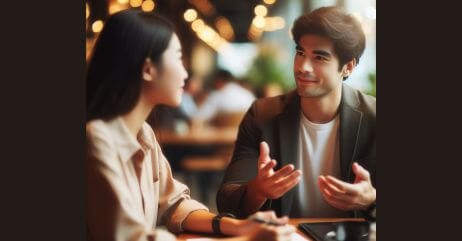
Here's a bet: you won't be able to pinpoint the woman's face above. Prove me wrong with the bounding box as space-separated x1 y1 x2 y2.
143 33 188 107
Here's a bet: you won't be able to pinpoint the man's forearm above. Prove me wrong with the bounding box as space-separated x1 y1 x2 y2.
239 180 268 216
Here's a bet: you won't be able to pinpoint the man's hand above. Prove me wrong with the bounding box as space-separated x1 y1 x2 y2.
248 142 301 200
318 162 376 211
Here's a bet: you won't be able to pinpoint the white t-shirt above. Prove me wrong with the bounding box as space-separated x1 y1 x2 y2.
291 113 349 218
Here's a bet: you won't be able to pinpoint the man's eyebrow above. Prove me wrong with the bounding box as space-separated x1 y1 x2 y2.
313 50 332 57
295 45 304 51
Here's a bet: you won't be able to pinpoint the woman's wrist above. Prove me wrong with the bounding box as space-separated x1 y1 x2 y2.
220 217 245 236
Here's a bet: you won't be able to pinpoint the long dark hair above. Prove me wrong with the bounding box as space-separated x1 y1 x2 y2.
86 9 175 122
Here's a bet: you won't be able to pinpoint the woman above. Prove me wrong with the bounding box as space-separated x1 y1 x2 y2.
86 9 294 241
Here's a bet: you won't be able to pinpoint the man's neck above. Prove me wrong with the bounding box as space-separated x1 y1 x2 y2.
300 84 342 124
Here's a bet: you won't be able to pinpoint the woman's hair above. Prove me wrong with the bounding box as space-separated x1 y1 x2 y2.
291 7 365 76
86 9 175 122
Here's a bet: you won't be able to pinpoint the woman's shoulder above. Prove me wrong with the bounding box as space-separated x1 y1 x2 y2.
86 119 118 153
87 119 112 140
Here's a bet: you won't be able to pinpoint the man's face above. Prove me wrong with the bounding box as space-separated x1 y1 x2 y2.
293 34 347 98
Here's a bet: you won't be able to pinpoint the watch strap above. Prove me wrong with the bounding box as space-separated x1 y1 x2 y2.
212 213 236 236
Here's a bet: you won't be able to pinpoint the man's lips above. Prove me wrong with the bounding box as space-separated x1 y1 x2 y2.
297 76 319 83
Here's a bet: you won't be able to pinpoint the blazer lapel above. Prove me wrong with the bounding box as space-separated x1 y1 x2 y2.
339 84 363 182
278 92 301 216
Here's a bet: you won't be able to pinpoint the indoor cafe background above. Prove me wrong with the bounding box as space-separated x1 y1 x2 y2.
86 0 376 212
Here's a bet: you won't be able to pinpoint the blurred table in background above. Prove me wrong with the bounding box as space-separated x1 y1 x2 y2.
156 124 239 211
156 125 238 145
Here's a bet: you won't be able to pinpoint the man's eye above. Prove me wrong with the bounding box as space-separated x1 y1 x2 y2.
296 51 305 56
314 55 326 61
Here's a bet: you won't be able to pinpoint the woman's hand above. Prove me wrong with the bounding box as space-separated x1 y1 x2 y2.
235 211 294 241
247 225 295 241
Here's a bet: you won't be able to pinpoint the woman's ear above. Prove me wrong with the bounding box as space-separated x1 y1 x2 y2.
142 58 157 81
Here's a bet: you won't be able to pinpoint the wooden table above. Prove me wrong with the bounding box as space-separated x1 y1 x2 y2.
156 126 239 145
177 218 365 240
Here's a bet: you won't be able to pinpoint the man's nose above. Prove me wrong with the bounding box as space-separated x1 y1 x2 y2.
299 59 313 73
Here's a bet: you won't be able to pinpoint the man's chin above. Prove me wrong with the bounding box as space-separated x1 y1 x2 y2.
297 87 323 98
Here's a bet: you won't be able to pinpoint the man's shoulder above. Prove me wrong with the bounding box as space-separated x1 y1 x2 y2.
250 90 298 121
356 90 376 118
343 84 376 117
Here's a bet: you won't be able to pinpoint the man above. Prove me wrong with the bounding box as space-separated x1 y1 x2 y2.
217 6 376 219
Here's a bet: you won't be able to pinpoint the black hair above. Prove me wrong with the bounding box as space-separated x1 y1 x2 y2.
86 9 175 122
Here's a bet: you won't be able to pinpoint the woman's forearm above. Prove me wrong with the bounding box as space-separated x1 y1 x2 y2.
182 210 245 236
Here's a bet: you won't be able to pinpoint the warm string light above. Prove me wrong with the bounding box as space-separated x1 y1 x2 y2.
184 9 198 22
252 16 266 29
248 24 263 41
254 5 268 17
86 3 90 19
263 0 276 4
141 0 155 12
109 3 125 14
185 8 230 53
129 0 143 8
92 20 104 33
248 0 285 41
215 17 234 41
191 19 205 32
117 0 129 4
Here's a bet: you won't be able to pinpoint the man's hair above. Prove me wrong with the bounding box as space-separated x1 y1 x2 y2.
86 9 175 122
291 6 365 73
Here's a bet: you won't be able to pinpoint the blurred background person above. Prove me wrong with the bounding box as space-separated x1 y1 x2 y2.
193 69 256 128
179 72 203 119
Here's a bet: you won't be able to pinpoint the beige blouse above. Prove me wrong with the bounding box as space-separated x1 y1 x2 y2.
86 117 208 241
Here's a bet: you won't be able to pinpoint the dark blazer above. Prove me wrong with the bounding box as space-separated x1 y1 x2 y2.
217 84 376 218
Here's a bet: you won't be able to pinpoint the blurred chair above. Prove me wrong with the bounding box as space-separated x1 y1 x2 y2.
180 111 244 208
180 153 229 204
209 111 245 127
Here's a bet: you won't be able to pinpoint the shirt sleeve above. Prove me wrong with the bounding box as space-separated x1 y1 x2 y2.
155 140 209 234
86 125 177 241
216 101 271 217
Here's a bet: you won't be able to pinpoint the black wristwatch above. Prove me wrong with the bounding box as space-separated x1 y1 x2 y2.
212 213 236 236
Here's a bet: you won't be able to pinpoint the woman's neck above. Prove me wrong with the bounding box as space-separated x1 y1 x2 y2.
121 98 154 139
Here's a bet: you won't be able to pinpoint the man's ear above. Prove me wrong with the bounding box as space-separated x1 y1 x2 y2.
342 58 357 78
141 58 157 81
